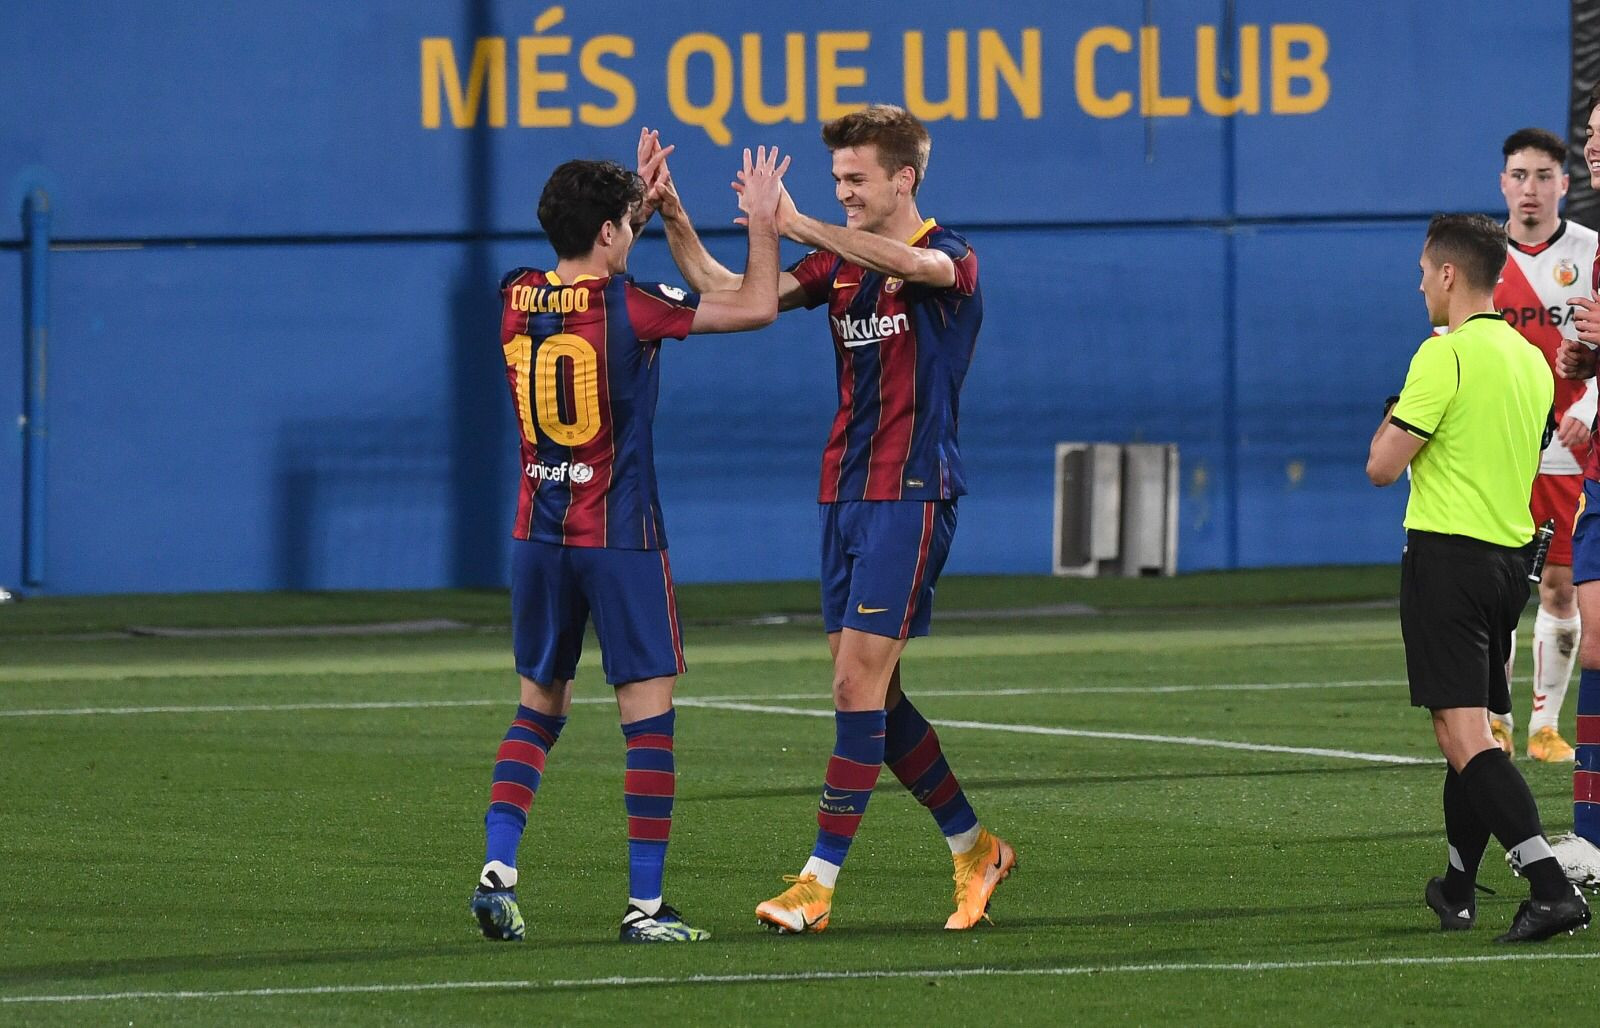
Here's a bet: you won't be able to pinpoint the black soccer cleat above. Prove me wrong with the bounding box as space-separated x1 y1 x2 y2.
1494 886 1592 943
1424 876 1475 931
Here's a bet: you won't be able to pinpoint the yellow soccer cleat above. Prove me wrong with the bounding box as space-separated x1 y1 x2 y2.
945 827 1017 930
756 873 833 934
1528 726 1576 763
1489 718 1515 758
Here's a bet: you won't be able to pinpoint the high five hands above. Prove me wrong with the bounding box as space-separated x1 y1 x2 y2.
636 127 680 222
731 145 791 227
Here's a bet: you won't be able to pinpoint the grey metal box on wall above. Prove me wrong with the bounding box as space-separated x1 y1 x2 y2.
1053 443 1178 578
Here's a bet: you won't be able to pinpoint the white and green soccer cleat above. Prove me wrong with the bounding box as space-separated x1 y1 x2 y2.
471 865 526 941
618 903 711 942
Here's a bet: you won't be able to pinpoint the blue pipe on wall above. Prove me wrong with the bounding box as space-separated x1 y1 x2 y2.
22 189 50 588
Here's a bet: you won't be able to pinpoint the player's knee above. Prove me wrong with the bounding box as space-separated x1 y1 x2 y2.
830 669 870 709
1543 583 1577 617
831 659 888 710
1580 632 1600 670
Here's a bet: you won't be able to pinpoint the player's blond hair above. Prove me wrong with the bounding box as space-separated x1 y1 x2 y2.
821 104 932 195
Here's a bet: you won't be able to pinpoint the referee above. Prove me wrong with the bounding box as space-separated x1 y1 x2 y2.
1369 213 1590 942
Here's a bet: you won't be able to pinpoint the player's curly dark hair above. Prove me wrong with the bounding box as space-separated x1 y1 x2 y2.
821 104 932 195
538 159 645 259
1424 213 1507 292
1502 127 1566 167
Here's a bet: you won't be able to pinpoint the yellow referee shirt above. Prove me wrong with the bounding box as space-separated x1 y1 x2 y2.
1389 312 1553 547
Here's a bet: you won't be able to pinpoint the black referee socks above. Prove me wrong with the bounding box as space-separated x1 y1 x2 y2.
1441 766 1489 904
1458 747 1567 901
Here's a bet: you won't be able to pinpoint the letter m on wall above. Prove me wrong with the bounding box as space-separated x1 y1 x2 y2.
421 37 508 128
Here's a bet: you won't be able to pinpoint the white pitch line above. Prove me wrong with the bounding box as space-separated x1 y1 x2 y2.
675 699 1433 765
0 699 537 718
3 951 1594 1005
0 679 1404 719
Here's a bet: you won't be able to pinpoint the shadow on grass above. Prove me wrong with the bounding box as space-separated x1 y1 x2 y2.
685 761 1434 804
0 941 487 988
5 898 1470 993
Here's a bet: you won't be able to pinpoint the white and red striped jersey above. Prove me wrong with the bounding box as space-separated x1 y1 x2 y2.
1496 219 1598 475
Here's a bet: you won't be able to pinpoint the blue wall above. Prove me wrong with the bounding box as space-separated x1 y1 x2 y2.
0 2 1571 592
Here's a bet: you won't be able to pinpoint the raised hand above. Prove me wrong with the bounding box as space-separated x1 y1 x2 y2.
636 127 683 222
730 145 791 227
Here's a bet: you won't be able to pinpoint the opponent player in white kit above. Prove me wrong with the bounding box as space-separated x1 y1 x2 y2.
1493 127 1596 763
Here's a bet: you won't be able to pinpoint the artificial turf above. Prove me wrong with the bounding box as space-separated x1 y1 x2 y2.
2 570 1595 1024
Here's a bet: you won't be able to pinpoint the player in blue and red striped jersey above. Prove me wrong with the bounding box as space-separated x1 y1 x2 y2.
1551 84 1600 891
471 139 791 944
648 105 1015 934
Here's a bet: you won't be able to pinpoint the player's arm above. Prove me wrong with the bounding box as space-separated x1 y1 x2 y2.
733 173 954 288
687 146 787 335
777 205 956 288
1560 377 1596 448
642 131 810 310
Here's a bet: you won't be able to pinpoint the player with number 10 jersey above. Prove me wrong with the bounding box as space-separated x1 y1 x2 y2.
470 142 790 946
501 268 699 550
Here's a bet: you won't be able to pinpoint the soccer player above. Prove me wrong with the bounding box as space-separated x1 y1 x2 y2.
470 140 790 943
1550 85 1600 888
1370 213 1589 941
1492 127 1596 762
642 106 1014 933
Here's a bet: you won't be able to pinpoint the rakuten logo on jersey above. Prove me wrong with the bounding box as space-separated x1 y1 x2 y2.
831 311 909 348
525 461 595 484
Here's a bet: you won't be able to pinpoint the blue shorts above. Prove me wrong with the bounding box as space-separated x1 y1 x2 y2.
820 500 958 640
510 539 686 686
1573 479 1600 585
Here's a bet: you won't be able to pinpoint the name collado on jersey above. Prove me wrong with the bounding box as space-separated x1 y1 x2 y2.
526 461 595 484
1500 304 1580 330
831 310 910 348
509 284 590 314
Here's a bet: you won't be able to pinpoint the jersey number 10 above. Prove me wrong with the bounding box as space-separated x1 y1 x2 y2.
503 333 602 447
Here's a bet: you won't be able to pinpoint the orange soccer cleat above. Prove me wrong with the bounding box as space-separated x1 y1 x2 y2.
945 827 1017 930
756 873 834 934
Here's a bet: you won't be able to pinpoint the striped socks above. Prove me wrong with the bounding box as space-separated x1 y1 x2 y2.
1578 669 1600 844
484 705 567 872
622 709 677 907
884 696 980 851
809 709 887 879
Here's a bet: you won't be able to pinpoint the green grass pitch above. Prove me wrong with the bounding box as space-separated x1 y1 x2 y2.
2 567 1596 1024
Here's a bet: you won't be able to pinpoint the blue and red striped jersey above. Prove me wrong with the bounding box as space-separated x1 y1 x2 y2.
499 268 699 548
787 220 982 502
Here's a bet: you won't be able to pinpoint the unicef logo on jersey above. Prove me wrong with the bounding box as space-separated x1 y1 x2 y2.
1555 259 1580 288
525 461 597 485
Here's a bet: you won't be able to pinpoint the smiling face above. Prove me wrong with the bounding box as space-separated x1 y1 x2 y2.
830 144 915 235
1501 147 1567 232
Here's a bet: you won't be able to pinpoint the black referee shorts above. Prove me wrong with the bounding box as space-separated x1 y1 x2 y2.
1399 530 1530 710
